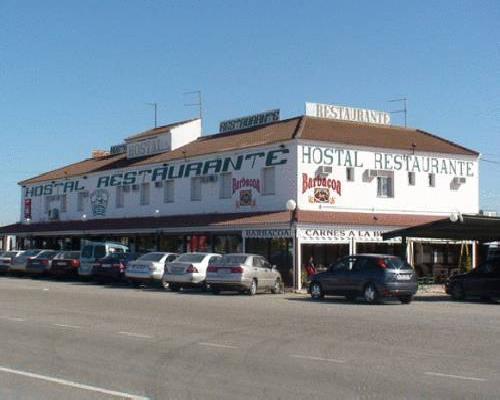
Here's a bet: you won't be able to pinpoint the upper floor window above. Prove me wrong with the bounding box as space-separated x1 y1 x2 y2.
191 177 202 201
408 172 416 186
77 191 89 211
116 186 124 208
261 167 275 195
220 172 232 199
346 167 355 182
428 173 436 187
164 180 175 203
377 176 394 198
60 195 67 212
140 183 150 205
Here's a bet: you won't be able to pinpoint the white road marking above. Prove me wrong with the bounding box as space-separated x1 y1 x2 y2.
54 323 81 329
425 372 487 382
118 331 153 339
1 316 26 322
198 342 238 349
0 365 150 399
290 354 345 364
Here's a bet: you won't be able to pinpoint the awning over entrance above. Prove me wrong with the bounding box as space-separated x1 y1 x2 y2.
0 211 440 236
382 214 500 242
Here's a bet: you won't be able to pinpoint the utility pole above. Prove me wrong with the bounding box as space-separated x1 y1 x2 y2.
146 102 158 128
184 90 203 133
388 98 407 127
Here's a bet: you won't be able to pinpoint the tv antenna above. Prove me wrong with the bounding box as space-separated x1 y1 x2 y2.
388 97 407 127
146 102 158 128
184 90 203 132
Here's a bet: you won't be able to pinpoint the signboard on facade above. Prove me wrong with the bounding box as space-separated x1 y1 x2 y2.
127 134 171 159
298 227 401 243
305 102 390 125
110 144 127 155
219 109 280 133
244 229 292 238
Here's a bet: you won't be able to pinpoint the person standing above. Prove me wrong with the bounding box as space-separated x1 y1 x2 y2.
305 256 317 279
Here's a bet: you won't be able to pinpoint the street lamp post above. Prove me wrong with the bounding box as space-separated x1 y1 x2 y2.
286 199 299 291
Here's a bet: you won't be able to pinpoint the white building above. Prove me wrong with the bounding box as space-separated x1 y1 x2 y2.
0 104 480 288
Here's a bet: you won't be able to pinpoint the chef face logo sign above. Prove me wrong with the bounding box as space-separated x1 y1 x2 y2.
90 189 109 216
302 173 341 204
233 177 260 208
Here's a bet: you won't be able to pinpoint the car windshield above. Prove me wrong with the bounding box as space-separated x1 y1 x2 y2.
176 254 206 263
138 253 165 262
219 255 248 265
384 257 413 270
35 251 57 259
58 251 80 259
3 251 18 258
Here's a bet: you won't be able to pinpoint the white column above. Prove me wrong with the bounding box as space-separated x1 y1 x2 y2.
241 231 246 253
296 234 302 291
407 240 413 264
292 234 296 290
349 238 357 255
472 241 477 269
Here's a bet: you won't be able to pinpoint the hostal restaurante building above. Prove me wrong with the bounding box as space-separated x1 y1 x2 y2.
0 103 480 289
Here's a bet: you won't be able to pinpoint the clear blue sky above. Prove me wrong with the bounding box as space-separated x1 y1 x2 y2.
1 0 499 224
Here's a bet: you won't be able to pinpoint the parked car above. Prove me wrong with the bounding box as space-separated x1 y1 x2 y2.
25 250 59 275
10 249 45 273
162 252 222 291
125 252 178 286
79 242 129 277
206 253 282 295
0 250 25 274
309 254 417 304
92 252 142 282
445 259 500 301
49 251 81 277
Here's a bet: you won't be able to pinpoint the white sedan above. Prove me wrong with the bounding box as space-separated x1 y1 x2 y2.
162 252 222 291
125 252 178 285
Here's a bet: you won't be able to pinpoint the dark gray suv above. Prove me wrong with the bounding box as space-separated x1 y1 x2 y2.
309 254 417 304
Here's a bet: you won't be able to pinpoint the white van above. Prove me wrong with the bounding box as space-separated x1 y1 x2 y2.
79 242 129 277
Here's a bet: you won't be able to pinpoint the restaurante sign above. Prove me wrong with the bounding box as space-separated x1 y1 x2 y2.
306 102 391 125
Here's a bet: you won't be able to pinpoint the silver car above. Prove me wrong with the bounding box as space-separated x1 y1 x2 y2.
162 252 221 291
126 252 178 285
0 250 24 273
10 249 45 272
206 253 283 296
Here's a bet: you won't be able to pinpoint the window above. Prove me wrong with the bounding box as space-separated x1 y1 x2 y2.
428 173 436 187
77 191 89 211
346 167 355 182
60 195 67 212
377 176 394 198
262 167 275 195
220 172 232 199
191 177 202 201
140 183 150 205
408 172 416 186
116 186 124 208
163 180 175 203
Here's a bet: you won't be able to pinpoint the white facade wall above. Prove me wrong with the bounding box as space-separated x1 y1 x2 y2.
21 144 296 223
297 141 479 215
19 138 479 224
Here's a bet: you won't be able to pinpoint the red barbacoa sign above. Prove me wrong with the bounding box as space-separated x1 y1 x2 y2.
302 173 342 204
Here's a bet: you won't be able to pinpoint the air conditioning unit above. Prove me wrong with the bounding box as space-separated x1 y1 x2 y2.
316 165 333 175
154 181 163 188
368 169 379 178
132 184 140 192
122 185 130 193
453 177 466 185
201 174 218 183
49 208 60 221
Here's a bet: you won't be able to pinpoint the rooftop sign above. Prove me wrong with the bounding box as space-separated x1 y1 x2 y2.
305 102 390 125
219 109 280 133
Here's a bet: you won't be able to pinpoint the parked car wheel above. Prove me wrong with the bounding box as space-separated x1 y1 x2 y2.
310 282 324 300
271 278 281 294
450 283 465 301
247 279 257 296
363 283 380 304
161 276 169 290
169 283 180 292
399 295 413 304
